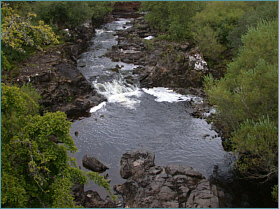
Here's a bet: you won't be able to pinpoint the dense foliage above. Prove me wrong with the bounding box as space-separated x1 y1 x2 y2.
1 2 114 207
191 1 250 60
34 1 113 29
141 1 205 41
1 3 59 71
1 1 113 78
204 19 278 136
204 18 278 197
142 2 278 64
1 83 115 207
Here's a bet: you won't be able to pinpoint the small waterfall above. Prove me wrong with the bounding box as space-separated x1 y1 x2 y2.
92 76 141 110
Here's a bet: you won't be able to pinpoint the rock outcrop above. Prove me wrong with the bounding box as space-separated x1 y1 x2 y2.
105 16 213 119
114 150 224 208
11 24 107 116
105 17 210 90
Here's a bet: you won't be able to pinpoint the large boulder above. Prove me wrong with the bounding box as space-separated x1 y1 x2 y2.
120 149 155 180
82 155 109 172
115 150 222 208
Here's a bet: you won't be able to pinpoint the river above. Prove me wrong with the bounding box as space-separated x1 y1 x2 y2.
69 14 270 208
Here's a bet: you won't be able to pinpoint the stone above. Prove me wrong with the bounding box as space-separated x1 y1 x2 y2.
82 155 109 172
120 149 155 179
116 150 220 208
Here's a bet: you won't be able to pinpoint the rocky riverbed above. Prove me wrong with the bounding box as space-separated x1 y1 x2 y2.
6 15 115 117
71 150 226 208
3 8 238 208
105 15 215 120
68 12 235 208
115 150 225 208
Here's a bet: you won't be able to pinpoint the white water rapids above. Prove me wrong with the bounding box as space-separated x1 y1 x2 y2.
71 15 235 200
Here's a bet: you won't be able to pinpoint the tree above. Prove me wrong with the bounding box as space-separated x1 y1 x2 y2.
34 1 92 29
1 3 59 53
204 19 278 134
204 19 278 185
228 1 278 55
86 1 113 23
191 1 250 60
1 83 115 207
1 2 59 74
141 1 170 32
34 1 113 30
231 117 277 182
141 1 204 41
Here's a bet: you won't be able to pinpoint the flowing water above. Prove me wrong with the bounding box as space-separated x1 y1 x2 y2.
70 15 239 206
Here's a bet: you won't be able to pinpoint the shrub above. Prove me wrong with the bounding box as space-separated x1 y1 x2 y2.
231 117 278 181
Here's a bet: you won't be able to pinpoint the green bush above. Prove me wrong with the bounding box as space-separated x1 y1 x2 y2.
86 1 113 22
272 185 278 202
191 1 250 60
1 50 12 71
204 19 278 190
1 3 59 67
34 1 92 29
228 1 278 55
1 83 115 207
231 117 278 181
204 19 278 135
34 1 113 29
141 1 204 41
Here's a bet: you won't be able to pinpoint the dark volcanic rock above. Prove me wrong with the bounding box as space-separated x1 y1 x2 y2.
82 155 109 172
71 181 117 208
120 149 155 180
115 150 222 208
9 18 109 117
105 17 210 90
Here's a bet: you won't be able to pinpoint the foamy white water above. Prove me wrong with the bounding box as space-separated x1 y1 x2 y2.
93 79 141 109
143 87 202 103
90 101 107 113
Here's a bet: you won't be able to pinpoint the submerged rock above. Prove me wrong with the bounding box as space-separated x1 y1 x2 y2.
115 150 222 208
82 155 109 172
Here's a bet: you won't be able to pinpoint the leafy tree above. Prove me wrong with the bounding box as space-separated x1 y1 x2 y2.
34 1 92 29
1 83 115 207
167 1 205 41
191 1 250 60
228 1 278 55
86 1 114 22
1 50 12 71
204 19 278 186
141 1 170 32
1 2 59 75
204 19 278 134
141 1 204 41
34 1 113 30
231 117 277 181
1 3 59 53
2 1 35 17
